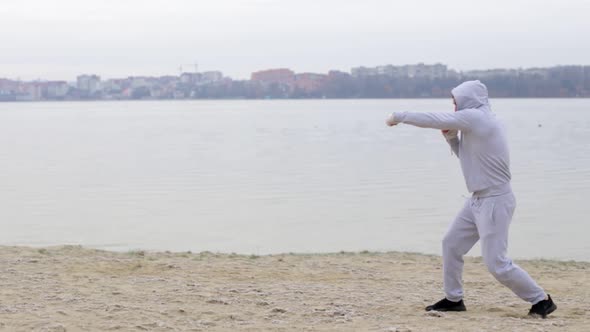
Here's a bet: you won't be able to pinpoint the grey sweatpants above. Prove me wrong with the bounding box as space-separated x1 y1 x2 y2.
443 191 546 304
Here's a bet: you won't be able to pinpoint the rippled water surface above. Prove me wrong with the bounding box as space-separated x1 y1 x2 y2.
0 99 588 260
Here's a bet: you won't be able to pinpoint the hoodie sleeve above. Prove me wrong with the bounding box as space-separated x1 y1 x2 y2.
393 109 479 131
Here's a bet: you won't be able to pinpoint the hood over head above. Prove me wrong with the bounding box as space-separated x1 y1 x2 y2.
451 80 489 110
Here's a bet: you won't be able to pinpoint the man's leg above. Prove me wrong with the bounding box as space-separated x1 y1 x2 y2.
476 193 546 304
443 199 479 302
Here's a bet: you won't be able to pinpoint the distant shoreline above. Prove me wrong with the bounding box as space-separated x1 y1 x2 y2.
1 96 590 104
3 65 589 101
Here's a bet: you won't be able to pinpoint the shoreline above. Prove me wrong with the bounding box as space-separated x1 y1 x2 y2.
1 245 588 331
2 97 590 104
7 244 589 264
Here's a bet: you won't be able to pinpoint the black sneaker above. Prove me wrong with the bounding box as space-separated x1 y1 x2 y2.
425 298 466 312
528 294 557 318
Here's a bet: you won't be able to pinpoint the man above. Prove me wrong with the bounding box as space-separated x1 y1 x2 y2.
385 80 556 318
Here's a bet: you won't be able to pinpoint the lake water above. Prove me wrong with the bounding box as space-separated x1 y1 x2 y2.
0 99 589 261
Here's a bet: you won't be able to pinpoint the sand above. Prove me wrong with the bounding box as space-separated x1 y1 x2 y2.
0 246 588 331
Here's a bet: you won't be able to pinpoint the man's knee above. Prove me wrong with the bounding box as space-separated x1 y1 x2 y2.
442 233 464 255
442 233 455 252
484 255 513 282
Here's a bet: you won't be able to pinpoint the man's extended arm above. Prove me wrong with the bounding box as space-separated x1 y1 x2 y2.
387 110 478 131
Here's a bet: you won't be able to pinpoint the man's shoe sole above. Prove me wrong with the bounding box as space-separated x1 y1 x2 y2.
425 306 466 312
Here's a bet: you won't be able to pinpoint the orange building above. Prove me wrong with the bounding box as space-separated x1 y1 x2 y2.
251 69 295 85
295 73 327 93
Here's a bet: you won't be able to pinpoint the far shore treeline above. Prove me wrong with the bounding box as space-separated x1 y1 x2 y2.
1 64 589 101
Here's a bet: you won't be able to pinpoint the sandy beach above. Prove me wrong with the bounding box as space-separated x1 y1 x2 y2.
0 246 588 331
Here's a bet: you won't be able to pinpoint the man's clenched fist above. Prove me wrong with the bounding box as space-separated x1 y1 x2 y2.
386 113 399 127
442 129 458 140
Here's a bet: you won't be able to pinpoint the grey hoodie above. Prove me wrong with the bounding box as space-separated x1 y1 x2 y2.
393 80 511 195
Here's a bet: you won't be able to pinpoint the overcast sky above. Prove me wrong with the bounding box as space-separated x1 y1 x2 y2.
2 0 589 81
